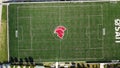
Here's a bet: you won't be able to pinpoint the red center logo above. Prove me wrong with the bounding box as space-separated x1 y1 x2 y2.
54 26 66 39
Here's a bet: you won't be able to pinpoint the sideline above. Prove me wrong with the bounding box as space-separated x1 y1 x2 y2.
0 0 2 31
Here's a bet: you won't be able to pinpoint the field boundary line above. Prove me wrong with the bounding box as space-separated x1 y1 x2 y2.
8 0 120 4
18 5 102 8
18 47 102 51
17 7 19 58
59 57 104 60
26 15 103 19
7 3 10 61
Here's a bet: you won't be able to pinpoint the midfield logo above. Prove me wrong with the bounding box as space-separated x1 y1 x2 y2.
54 26 66 39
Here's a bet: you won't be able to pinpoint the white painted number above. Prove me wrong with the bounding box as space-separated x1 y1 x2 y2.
115 32 120 37
115 19 120 26
115 19 120 43
115 27 120 31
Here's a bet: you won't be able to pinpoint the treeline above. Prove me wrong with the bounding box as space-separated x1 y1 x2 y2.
9 56 34 65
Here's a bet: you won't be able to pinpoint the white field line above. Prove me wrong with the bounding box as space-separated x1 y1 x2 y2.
89 47 103 49
85 28 89 39
28 15 103 19
101 5 104 59
58 6 61 26
59 40 62 61
29 7 33 53
30 17 33 50
21 26 23 40
18 47 102 51
60 57 104 60
98 24 103 40
20 26 23 41
59 5 61 61
17 7 19 57
9 0 120 5
18 17 31 18
17 5 102 8
7 4 10 61
87 15 91 49
17 5 100 11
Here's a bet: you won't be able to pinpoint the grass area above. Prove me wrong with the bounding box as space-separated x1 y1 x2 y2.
9 2 120 62
0 5 8 62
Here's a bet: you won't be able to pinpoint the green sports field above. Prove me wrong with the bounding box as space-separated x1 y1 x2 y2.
9 2 120 62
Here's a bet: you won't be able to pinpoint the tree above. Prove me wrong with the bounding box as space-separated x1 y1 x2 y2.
28 56 34 64
77 63 82 68
87 64 90 68
24 57 29 63
14 57 18 63
19 58 23 65
9 56 14 63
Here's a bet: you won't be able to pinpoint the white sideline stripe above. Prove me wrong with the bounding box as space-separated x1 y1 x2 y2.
7 3 10 61
100 5 104 59
103 28 105 35
9 0 120 5
18 5 101 8
115 41 120 43
17 7 20 57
